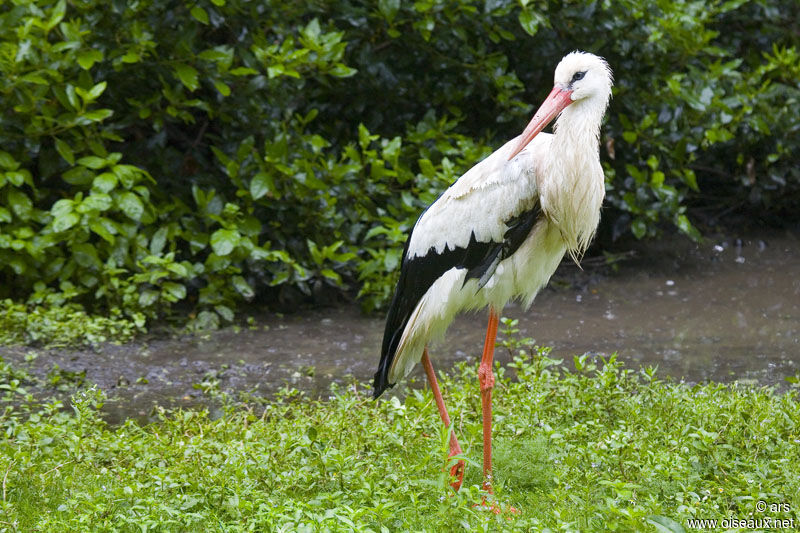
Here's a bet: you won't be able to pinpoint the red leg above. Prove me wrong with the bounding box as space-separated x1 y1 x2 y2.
475 310 521 515
421 348 465 491
479 307 500 494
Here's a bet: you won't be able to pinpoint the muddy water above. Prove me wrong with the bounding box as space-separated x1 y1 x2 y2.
5 230 799 421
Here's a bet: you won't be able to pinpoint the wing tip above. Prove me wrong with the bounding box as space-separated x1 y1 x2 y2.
372 371 394 399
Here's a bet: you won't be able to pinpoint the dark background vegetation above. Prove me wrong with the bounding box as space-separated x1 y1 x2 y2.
1 0 798 338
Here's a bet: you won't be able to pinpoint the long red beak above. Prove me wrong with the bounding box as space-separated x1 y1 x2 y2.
507 86 574 160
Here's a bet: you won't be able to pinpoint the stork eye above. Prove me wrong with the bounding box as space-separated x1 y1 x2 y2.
571 71 586 82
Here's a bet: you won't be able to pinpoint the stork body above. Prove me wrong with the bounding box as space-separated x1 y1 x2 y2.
373 52 613 498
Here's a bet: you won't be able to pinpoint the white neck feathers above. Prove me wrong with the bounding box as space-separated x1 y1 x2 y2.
539 98 608 261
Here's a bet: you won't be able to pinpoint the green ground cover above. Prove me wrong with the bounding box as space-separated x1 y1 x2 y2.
1 328 798 531
1 1 798 331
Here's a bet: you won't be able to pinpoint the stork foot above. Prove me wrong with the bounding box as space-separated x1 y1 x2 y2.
473 470 520 515
448 457 465 491
447 431 465 491
474 491 521 516
474 501 521 516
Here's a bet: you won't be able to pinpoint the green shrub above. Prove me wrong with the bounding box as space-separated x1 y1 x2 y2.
0 0 798 332
0 297 140 347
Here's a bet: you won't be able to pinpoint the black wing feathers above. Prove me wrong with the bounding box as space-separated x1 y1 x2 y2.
373 232 493 398
463 207 539 290
373 204 541 399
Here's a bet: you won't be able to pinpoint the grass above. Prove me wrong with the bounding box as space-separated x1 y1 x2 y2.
0 323 799 532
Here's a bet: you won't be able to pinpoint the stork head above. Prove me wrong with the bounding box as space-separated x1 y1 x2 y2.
554 51 613 105
508 51 613 160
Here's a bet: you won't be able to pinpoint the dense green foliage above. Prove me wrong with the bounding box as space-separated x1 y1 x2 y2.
1 333 799 531
1 0 798 329
0 297 137 346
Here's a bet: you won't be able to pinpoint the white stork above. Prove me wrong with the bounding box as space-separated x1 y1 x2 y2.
373 52 614 497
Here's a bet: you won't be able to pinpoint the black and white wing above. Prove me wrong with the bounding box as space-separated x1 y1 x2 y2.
373 139 545 398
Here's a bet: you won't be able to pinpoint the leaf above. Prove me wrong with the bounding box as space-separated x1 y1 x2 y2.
229 67 258 76
80 193 113 212
54 139 75 165
65 84 79 110
249 172 273 200
646 516 686 533
139 289 159 307
631 218 647 239
676 214 701 241
321 269 342 283
330 63 357 78
162 282 187 301
190 6 209 24
232 276 254 299
21 72 49 85
46 0 67 31
90 220 116 243
213 80 231 96
239 216 261 237
384 248 400 271
358 123 378 150
210 229 239 256
52 212 80 232
78 156 108 170
8 190 33 221
174 64 200 91
651 171 665 188
413 16 435 40
197 49 232 62
73 243 101 269
215 305 235 322
93 173 118 193
266 65 285 78
87 81 108 100
382 136 402 163
113 164 144 189
193 310 220 330
518 9 543 36
378 0 400 22
80 109 114 123
62 166 94 186
303 18 321 41
167 262 189 277
117 192 144 221
0 151 18 170
6 171 28 187
121 51 140 63
682 169 699 192
150 226 168 255
307 239 321 263
622 131 638 143
417 158 435 177
77 49 104 70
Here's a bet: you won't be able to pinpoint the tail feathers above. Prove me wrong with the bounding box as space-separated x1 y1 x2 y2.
374 297 426 399
373 334 397 398
372 371 394 399
373 316 404 399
